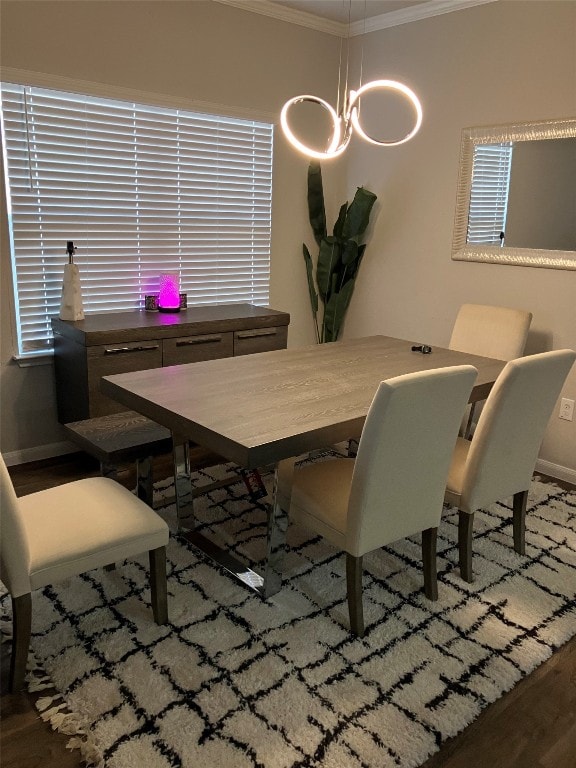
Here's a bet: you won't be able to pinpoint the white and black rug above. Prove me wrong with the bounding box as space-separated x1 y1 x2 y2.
2 460 575 768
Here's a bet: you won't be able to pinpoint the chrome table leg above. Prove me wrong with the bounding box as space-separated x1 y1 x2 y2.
262 464 290 598
177 459 289 599
172 432 196 533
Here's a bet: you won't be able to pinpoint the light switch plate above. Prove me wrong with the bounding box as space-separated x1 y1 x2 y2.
559 398 575 421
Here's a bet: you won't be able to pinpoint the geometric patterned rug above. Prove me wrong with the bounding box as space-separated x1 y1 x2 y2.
2 457 575 768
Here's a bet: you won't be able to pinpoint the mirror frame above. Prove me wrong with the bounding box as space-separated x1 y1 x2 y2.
452 117 576 270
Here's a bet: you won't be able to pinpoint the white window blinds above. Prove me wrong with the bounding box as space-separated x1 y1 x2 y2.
0 83 273 355
467 142 513 246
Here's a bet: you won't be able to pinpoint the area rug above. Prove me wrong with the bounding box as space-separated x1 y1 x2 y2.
2 459 575 768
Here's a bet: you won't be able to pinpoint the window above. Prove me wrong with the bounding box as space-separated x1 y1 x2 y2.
467 142 513 246
1 83 273 356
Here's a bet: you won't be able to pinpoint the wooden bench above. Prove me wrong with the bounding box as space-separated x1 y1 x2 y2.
63 411 173 507
64 411 238 510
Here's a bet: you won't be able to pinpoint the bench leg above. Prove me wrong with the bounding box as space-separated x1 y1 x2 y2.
100 463 119 570
136 456 154 506
100 461 117 480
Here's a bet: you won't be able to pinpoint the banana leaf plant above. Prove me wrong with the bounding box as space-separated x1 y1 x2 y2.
303 162 377 343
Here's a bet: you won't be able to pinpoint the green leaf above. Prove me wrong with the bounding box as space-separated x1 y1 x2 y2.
343 187 377 240
341 239 359 266
303 170 377 344
333 202 348 240
345 243 366 280
307 162 326 246
316 236 341 302
302 244 318 314
322 279 356 342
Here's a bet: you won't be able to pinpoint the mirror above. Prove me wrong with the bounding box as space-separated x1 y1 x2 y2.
452 117 576 270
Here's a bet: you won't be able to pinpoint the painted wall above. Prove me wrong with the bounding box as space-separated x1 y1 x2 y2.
1 0 575 477
0 0 343 461
339 0 576 477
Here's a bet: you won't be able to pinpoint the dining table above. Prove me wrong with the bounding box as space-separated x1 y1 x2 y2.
100 334 506 598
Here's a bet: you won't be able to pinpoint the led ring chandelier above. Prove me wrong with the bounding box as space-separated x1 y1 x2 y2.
280 79 423 161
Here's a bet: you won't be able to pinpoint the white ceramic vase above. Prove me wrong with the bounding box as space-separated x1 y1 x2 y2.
59 262 85 321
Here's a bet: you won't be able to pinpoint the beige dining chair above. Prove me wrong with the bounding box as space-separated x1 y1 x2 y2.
449 303 533 437
449 303 533 361
448 304 532 437
0 454 170 692
278 365 478 638
444 349 576 583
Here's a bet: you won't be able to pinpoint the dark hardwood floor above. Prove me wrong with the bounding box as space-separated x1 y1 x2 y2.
1 454 575 768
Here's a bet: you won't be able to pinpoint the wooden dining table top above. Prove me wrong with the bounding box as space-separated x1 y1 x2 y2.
100 335 506 469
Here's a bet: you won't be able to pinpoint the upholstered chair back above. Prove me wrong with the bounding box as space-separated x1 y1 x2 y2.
346 365 478 557
0 454 32 598
459 350 576 512
449 303 532 361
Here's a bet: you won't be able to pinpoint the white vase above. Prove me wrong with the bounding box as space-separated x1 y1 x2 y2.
59 263 85 321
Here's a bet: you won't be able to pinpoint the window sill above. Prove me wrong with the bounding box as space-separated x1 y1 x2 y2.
12 350 54 368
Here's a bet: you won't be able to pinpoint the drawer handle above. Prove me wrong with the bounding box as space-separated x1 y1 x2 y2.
237 329 277 340
176 335 222 346
104 344 160 355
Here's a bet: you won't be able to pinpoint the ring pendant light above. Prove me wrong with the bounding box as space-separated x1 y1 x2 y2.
280 2 423 159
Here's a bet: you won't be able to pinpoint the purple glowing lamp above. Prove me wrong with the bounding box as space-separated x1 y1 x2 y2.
158 273 181 313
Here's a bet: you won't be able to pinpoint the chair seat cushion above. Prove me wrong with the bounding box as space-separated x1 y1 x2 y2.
290 458 355 549
18 477 169 592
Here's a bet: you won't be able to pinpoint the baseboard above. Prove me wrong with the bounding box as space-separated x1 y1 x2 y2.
535 459 576 486
2 440 77 467
3 441 575 487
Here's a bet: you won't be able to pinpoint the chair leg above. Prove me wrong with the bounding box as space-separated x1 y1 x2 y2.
463 402 477 440
513 489 528 555
346 553 364 638
149 546 168 625
10 593 32 693
458 510 475 583
422 527 438 601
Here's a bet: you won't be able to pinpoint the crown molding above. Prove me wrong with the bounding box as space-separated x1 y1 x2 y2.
213 0 499 38
349 0 499 36
213 0 344 36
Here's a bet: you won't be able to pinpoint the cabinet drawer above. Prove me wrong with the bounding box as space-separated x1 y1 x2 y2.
234 326 288 356
87 341 163 417
163 332 234 366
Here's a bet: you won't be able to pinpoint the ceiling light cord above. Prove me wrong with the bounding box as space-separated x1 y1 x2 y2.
344 0 351 107
357 0 366 118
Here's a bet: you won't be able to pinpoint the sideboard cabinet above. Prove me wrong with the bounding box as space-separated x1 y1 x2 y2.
51 303 290 423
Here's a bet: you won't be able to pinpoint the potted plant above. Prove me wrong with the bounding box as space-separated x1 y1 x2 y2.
303 162 377 343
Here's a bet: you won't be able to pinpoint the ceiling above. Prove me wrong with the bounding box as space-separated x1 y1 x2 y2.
267 1 428 24
217 1 497 35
